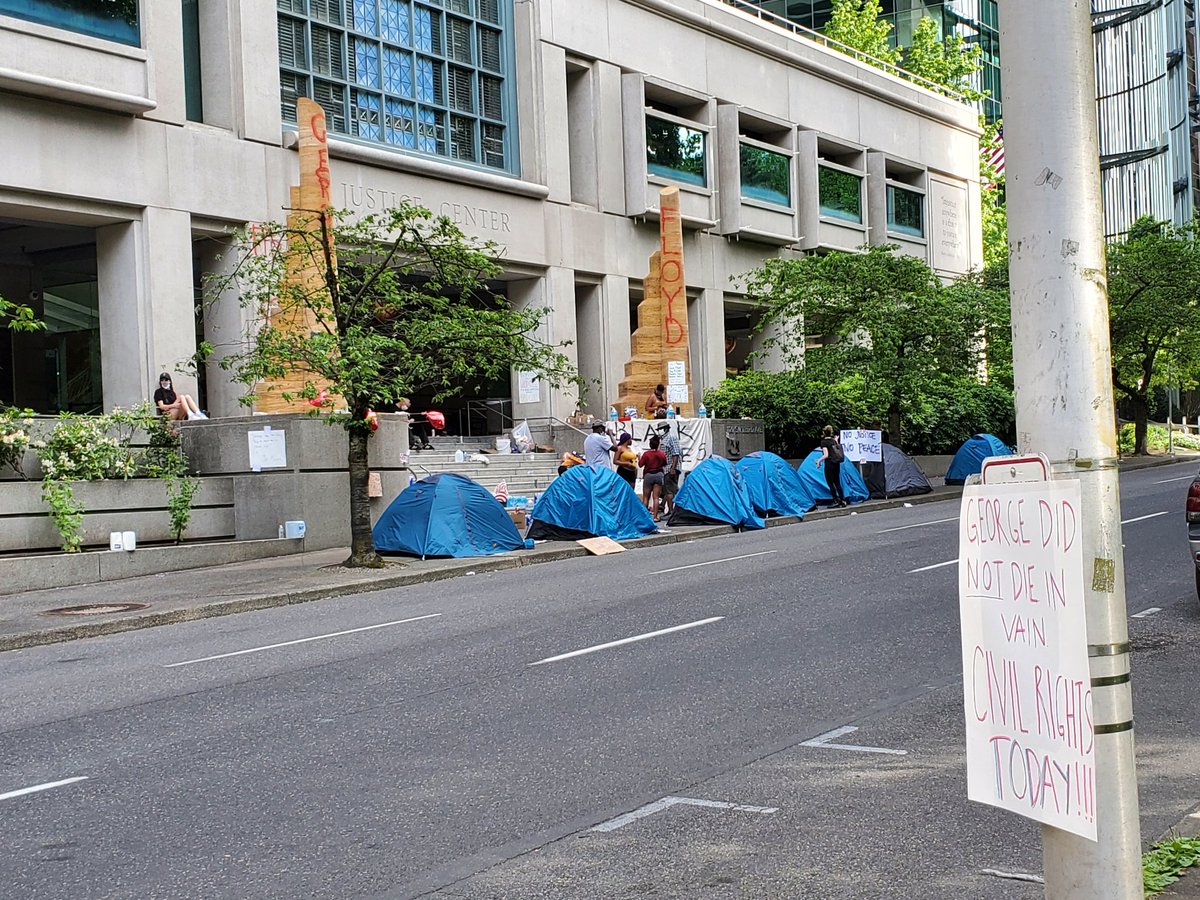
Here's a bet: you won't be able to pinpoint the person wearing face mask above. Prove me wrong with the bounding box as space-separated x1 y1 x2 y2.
153 373 205 420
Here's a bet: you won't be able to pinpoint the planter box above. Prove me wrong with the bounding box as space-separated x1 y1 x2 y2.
0 477 235 554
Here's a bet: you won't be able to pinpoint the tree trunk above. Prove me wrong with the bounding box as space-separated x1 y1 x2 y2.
1132 394 1150 455
887 406 903 448
345 426 383 567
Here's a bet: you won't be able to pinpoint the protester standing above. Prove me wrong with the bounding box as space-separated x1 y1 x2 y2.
656 423 683 518
583 421 616 468
639 435 668 520
815 424 848 507
614 433 639 487
645 384 668 419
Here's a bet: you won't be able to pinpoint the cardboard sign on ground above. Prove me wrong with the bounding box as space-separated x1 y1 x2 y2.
577 537 626 556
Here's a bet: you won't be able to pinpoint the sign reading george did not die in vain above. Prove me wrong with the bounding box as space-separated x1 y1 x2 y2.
957 478 1096 840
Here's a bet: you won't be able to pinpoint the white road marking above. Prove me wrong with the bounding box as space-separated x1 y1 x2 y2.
877 516 959 534
655 551 776 576
163 614 443 668
1131 607 1163 618
529 617 724 667
591 796 778 833
1121 511 1168 524
1153 474 1196 484
981 869 1045 885
908 559 958 574
0 777 88 802
800 725 907 756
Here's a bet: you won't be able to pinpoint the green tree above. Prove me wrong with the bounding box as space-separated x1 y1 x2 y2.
211 203 579 567
1106 217 1200 454
742 245 999 443
822 0 901 66
0 293 43 333
900 15 983 100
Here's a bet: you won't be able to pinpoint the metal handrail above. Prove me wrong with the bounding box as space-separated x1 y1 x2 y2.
712 0 967 102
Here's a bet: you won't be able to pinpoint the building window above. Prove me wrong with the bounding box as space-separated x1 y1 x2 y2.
0 0 139 45
740 143 791 206
278 0 517 172
646 115 707 187
887 184 925 237
182 0 203 122
818 166 863 223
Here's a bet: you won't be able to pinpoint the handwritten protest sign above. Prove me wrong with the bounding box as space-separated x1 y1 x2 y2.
840 429 882 463
958 479 1096 840
247 429 287 471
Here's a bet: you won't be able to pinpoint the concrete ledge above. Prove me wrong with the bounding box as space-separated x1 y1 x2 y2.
0 538 303 595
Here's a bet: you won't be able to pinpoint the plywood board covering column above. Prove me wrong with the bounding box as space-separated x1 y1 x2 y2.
257 97 337 414
615 187 693 416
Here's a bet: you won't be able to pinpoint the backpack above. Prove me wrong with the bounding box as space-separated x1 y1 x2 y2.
829 440 845 464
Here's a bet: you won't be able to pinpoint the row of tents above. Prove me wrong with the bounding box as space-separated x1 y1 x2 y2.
371 436 1019 559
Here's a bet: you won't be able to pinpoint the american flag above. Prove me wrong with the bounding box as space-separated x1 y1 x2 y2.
494 480 509 504
982 127 1005 186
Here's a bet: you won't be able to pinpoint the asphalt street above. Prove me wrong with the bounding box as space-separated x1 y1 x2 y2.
1 461 1199 899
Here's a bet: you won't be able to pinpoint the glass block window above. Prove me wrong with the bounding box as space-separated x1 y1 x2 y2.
887 185 925 237
740 144 791 207
279 0 517 172
818 166 863 223
645 116 707 188
0 0 139 46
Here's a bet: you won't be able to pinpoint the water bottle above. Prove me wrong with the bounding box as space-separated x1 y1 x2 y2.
666 404 676 419
609 406 618 423
697 403 707 419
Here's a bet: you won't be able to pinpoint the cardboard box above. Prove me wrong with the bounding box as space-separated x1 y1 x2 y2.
507 509 527 530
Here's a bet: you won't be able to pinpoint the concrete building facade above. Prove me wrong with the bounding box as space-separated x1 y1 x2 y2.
0 0 982 428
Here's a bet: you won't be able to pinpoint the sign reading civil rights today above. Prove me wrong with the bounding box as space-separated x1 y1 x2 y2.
958 479 1096 840
840 429 882 462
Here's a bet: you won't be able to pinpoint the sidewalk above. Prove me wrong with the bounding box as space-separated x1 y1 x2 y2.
0 453 1190 653
0 484 960 652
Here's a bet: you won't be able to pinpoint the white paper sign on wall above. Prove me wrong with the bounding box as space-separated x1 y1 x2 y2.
666 360 687 385
248 430 288 471
517 371 541 404
666 384 688 404
957 479 1096 840
840 429 882 462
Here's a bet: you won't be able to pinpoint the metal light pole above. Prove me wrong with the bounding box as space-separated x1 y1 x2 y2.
998 2 1143 897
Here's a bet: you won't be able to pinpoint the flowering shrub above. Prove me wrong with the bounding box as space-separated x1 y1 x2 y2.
0 407 35 478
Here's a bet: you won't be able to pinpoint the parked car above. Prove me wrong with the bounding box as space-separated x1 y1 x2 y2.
1187 475 1200 601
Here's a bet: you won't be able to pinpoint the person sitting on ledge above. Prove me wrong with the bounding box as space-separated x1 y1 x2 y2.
153 373 206 420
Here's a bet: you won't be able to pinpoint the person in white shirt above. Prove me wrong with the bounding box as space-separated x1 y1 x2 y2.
583 422 616 468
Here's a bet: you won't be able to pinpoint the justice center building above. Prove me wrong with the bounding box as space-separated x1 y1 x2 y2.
0 0 982 425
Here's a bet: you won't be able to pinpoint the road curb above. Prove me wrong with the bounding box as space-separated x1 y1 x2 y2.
1 457 1185 653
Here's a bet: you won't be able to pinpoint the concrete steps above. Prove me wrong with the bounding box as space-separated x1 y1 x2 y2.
405 448 563 496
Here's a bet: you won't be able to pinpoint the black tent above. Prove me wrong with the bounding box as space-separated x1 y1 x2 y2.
866 443 934 499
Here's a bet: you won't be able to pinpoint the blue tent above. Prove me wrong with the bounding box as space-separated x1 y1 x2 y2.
373 473 528 558
527 465 658 542
666 456 766 530
945 433 1012 485
796 450 870 505
735 452 815 518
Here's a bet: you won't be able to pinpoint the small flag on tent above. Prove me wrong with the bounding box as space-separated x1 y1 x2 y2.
408 473 417 487
494 480 509 504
